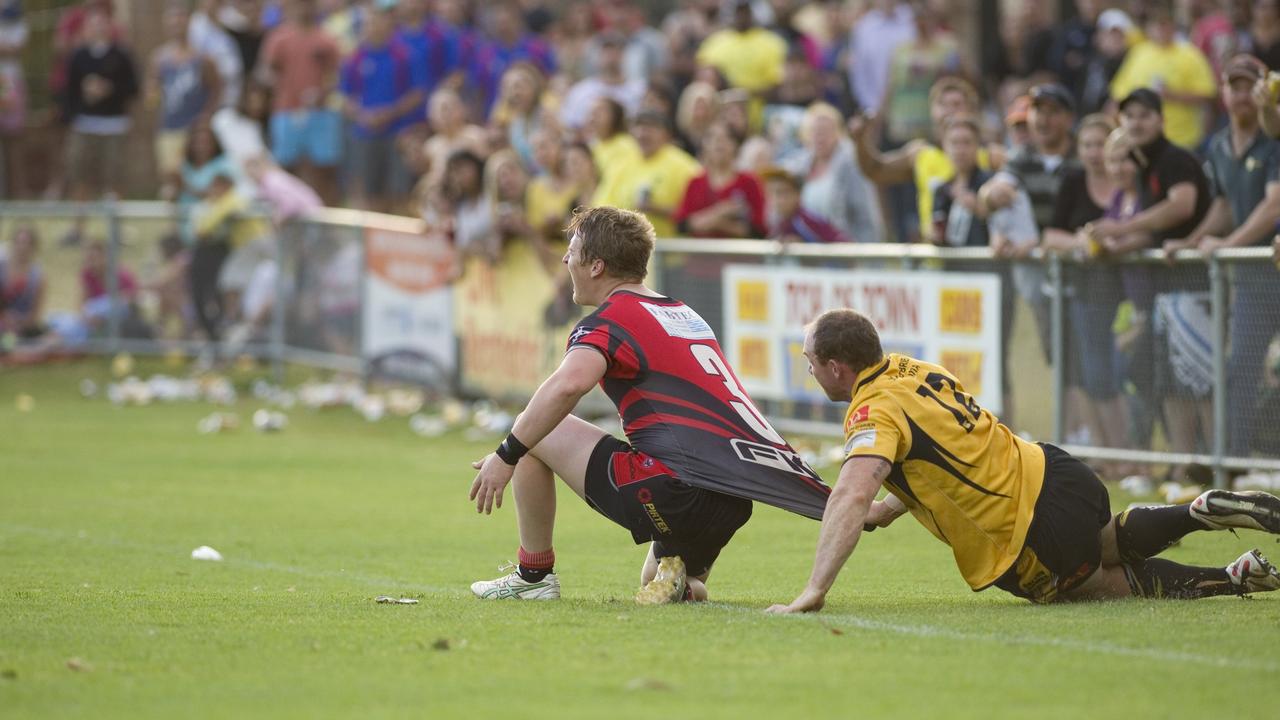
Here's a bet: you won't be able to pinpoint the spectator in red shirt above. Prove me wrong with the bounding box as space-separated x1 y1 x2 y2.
674 121 766 238
257 0 342 203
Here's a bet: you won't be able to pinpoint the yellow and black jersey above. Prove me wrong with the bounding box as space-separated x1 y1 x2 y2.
842 354 1046 590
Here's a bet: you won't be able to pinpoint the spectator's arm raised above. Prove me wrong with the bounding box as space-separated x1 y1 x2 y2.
848 113 921 187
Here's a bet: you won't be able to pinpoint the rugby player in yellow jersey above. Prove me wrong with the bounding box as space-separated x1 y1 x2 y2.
767 309 1280 612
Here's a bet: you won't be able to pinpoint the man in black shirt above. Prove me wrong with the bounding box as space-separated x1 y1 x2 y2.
1095 87 1214 474
64 8 138 204
1094 88 1211 247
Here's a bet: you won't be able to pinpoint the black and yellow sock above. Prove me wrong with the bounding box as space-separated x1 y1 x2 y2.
1121 559 1236 599
1114 505 1204 563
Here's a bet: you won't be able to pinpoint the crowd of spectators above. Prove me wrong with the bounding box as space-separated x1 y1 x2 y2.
2 0 1280 470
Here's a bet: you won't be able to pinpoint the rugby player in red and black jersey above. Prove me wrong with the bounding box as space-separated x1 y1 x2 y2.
469 206 830 604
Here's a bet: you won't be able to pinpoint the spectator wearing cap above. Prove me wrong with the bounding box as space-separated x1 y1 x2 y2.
593 110 702 238
1079 8 1134 115
844 0 916 116
851 76 991 243
469 1 555 116
257 0 343 205
980 83 1081 398
1109 3 1217 149
1095 87 1214 467
696 0 786 98
559 31 646 134
1165 54 1280 459
339 5 426 212
674 121 766 238
760 166 848 243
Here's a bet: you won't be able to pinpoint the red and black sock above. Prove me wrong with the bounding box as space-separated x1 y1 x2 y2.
1113 505 1204 563
517 546 554 583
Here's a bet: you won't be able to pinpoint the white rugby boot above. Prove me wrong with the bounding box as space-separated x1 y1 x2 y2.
470 564 560 600
1190 490 1280 533
635 555 687 606
1226 549 1280 594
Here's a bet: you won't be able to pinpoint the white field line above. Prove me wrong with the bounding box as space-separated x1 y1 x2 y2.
7 522 1279 671
706 602 1280 672
0 522 459 596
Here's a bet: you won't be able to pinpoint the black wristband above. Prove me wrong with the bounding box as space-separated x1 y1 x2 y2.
495 432 530 466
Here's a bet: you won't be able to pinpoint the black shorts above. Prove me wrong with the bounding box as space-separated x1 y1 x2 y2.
993 443 1112 604
584 435 753 577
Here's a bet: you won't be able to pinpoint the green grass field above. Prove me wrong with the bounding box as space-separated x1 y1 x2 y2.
2 360 1278 719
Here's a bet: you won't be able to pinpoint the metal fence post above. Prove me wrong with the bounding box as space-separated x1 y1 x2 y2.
105 201 122 354
271 218 288 385
1048 253 1064 445
1210 254 1228 489
356 222 371 385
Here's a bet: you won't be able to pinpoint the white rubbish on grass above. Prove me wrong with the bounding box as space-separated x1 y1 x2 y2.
409 414 447 437
191 546 223 561
1119 475 1154 496
197 412 240 434
252 408 288 432
79 379 98 398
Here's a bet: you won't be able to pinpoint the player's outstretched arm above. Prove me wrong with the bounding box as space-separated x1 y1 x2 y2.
766 457 891 614
469 348 607 514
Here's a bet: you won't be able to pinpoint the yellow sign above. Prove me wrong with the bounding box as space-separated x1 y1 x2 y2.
736 280 769 322
939 289 984 335
940 350 984 397
454 242 582 398
738 337 770 380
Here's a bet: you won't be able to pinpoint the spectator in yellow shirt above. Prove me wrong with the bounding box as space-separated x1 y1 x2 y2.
594 110 702 238
696 0 785 96
1110 5 1217 149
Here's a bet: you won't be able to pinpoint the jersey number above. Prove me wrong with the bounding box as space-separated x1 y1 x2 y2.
915 372 982 433
690 344 786 445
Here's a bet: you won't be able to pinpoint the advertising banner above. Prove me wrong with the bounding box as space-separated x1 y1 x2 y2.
722 265 1003 413
362 226 456 386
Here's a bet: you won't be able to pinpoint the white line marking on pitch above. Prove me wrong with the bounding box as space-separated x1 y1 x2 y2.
707 603 1280 672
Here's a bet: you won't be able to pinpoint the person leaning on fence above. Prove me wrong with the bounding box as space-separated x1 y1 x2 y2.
1040 113 1136 479
1094 87 1214 474
1172 53 1280 461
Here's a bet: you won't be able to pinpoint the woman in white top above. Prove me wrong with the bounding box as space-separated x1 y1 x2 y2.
796 102 883 243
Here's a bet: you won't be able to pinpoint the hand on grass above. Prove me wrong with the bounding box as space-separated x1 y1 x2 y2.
469 454 515 514
765 586 826 614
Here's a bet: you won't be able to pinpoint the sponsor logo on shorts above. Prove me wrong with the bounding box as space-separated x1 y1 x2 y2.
643 502 671 534
636 487 653 504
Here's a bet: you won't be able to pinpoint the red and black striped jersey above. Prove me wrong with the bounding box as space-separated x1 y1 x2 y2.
568 290 830 520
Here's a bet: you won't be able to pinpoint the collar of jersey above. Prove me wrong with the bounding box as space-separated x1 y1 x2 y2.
854 357 892 393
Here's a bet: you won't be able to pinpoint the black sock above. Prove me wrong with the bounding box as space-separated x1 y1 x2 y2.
1114 505 1205 563
517 565 551 583
1122 559 1236 599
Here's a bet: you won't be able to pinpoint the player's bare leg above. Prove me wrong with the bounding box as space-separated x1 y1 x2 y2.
471 415 606 600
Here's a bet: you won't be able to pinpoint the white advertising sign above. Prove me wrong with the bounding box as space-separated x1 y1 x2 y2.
722 265 1003 413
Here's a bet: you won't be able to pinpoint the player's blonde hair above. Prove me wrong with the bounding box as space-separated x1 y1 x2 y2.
564 206 654 282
